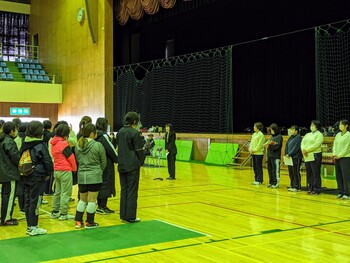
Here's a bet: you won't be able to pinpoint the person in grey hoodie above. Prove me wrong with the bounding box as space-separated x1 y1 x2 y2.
74 123 106 229
265 123 283 188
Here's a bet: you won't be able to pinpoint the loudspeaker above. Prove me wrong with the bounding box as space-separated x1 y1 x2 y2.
85 0 98 44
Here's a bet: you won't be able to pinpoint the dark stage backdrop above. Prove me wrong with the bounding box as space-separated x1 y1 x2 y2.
114 0 349 132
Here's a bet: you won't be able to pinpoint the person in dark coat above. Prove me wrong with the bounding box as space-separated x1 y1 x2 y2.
285 125 303 191
0 122 20 226
21 121 53 236
95 117 118 214
165 123 177 180
116 112 145 223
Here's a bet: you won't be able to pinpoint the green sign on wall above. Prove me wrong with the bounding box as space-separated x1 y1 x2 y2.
10 107 31 116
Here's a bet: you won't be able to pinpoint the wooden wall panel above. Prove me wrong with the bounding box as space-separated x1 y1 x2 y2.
0 102 58 123
29 0 113 131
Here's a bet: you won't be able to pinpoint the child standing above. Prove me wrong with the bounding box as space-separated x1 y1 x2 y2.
21 121 53 236
74 123 106 229
50 124 77 220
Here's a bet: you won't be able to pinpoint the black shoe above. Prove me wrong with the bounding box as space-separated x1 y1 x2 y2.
103 207 115 214
166 177 176 180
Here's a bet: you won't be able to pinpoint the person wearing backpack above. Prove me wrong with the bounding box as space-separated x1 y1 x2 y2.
0 121 20 226
50 124 77 220
21 121 53 236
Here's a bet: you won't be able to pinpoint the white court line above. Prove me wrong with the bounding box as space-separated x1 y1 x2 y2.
154 219 210 237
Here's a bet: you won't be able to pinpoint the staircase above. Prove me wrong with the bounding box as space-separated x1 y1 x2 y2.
227 140 252 169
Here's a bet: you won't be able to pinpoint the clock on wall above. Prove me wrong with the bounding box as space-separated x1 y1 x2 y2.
77 7 85 23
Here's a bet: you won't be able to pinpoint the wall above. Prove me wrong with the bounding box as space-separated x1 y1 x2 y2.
29 0 113 130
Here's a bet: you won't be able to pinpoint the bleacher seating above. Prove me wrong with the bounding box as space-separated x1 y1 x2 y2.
15 57 50 83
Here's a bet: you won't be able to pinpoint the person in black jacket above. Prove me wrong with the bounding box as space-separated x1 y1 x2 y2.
21 121 53 236
265 123 283 188
95 117 118 214
116 112 145 223
285 125 303 191
0 122 20 226
165 124 177 180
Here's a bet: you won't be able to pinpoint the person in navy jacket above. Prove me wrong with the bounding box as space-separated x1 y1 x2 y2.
285 125 303 191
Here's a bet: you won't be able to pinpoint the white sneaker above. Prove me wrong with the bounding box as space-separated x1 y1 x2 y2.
341 195 349 200
270 185 279 189
59 214 75 220
29 227 47 236
251 181 262 185
50 212 60 219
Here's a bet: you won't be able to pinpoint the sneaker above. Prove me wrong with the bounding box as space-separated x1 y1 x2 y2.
59 214 75 220
2 219 19 226
271 185 279 189
336 194 343 199
26 227 31 235
96 207 107 214
267 184 272 188
309 191 320 195
41 199 49 204
341 195 349 200
289 188 301 192
29 227 47 236
50 212 60 219
85 222 99 229
166 177 176 180
75 221 83 229
123 218 141 223
251 181 262 185
103 207 115 214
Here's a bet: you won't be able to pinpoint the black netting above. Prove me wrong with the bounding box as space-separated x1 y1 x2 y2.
113 47 233 133
316 21 350 126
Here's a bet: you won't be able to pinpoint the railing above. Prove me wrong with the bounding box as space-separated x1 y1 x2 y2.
0 44 39 61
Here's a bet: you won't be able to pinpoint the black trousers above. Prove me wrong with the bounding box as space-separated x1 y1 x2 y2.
24 180 44 227
167 154 176 178
252 155 263 183
267 157 280 185
335 157 350 196
305 152 322 193
1 181 16 223
288 158 302 189
119 169 140 221
16 178 25 211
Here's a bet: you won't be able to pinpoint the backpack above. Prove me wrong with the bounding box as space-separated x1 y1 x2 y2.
18 149 34 176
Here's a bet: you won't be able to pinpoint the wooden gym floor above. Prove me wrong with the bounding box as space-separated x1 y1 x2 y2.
1 161 349 263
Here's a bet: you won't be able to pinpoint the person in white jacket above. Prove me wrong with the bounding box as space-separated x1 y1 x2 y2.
332 120 350 200
301 120 324 195
249 122 265 185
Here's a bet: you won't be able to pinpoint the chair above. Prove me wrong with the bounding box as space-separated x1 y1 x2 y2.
15 58 20 63
7 73 13 80
37 75 44 82
36 64 42 69
33 69 39 75
24 63 29 68
25 74 31 81
28 69 33 74
43 76 50 82
4 67 9 73
0 67 2 73
144 146 156 166
18 63 23 69
33 59 38 64
27 58 33 63
31 75 38 82
21 58 26 63
21 68 27 74
0 62 6 67
1 73 7 80
40 69 46 75
0 57 3 61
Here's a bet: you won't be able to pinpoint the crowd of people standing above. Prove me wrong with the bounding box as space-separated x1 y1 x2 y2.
249 120 349 199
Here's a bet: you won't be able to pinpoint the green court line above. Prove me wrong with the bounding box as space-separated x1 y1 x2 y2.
1 220 205 263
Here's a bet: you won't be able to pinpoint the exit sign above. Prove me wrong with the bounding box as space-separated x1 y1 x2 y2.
10 107 31 116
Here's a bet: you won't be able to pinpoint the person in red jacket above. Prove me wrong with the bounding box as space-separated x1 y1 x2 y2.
50 124 77 220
